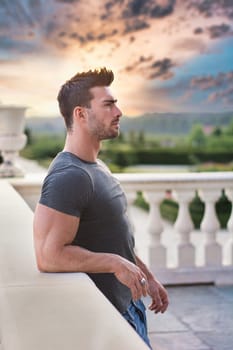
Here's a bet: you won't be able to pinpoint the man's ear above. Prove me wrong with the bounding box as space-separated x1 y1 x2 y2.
73 106 85 121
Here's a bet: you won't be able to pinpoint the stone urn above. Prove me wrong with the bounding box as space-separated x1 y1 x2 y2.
0 105 27 177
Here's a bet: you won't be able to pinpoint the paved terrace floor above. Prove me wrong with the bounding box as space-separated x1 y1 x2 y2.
145 284 233 350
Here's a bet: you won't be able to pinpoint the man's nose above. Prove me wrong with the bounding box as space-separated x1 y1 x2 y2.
115 105 122 118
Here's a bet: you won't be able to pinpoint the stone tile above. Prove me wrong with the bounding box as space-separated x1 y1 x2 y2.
196 331 233 350
146 285 233 350
146 309 187 333
180 304 233 332
212 285 233 302
143 295 187 333
166 285 231 319
149 332 210 350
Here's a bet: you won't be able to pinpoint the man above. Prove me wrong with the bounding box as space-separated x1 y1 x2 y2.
33 67 168 349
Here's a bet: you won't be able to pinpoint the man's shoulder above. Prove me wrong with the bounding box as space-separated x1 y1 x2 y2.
45 152 93 189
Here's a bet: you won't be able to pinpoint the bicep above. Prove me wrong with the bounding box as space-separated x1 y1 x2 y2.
33 203 79 266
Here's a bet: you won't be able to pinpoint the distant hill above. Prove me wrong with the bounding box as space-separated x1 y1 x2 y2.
25 117 66 135
120 111 233 135
26 111 233 136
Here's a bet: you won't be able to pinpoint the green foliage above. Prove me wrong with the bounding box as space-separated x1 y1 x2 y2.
134 191 231 229
189 193 205 228
215 191 232 227
189 124 206 148
160 198 178 222
211 126 222 137
134 192 149 211
224 119 233 135
21 134 65 160
24 127 33 145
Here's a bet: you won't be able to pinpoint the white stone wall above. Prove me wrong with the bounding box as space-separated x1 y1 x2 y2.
0 180 148 350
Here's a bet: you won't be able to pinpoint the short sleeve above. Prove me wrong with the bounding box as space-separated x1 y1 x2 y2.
39 166 93 217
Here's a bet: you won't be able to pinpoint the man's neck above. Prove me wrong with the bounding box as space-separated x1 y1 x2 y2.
63 134 100 163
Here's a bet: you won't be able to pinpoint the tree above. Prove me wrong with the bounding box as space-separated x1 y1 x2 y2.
189 124 206 148
138 130 145 147
225 119 233 135
211 126 222 137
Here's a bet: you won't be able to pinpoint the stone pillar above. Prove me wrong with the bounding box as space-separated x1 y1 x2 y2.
225 189 233 264
0 106 27 177
144 191 166 269
125 190 137 233
199 189 222 266
173 189 195 267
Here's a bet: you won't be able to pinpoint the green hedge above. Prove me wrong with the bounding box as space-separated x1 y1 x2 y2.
101 148 233 166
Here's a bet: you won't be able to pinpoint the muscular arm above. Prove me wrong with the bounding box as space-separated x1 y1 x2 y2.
33 203 148 301
135 255 169 313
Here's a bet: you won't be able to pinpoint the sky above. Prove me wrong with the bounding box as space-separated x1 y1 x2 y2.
0 0 233 117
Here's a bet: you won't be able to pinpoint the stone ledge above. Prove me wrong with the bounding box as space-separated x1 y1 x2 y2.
0 180 148 350
153 266 233 286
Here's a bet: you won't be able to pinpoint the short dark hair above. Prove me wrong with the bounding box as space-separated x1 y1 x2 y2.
57 67 114 130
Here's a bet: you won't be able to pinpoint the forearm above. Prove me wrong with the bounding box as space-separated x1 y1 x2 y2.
135 255 155 281
37 243 121 274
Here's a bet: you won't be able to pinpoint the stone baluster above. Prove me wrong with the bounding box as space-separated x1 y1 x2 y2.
199 189 222 266
125 190 137 233
144 191 166 269
225 189 233 264
173 189 195 267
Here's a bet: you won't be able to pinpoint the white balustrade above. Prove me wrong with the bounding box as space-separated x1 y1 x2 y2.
10 170 233 285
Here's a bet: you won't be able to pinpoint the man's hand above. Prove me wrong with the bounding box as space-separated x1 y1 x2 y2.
147 278 169 313
114 257 148 301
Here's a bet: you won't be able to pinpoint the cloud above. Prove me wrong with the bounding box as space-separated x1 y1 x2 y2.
124 55 153 72
173 37 206 53
188 71 233 108
0 35 38 55
55 0 80 2
122 0 176 19
191 71 233 90
207 23 232 38
208 86 233 104
124 19 150 34
193 23 232 40
194 27 204 35
149 58 175 80
123 56 175 80
189 0 233 19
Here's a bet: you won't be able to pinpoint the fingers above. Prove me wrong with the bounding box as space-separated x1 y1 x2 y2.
132 275 148 301
149 291 169 313
114 258 149 301
149 299 168 313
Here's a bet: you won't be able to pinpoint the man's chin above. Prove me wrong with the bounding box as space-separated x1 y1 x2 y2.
102 132 119 140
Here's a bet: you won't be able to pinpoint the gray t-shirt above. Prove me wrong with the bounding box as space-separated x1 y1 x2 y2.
39 151 136 313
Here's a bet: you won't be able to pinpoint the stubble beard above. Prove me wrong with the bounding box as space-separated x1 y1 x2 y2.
88 112 119 141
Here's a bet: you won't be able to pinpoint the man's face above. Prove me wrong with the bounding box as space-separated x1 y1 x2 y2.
85 86 122 140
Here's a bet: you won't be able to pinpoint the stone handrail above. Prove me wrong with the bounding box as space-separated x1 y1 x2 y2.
10 171 233 286
0 180 148 350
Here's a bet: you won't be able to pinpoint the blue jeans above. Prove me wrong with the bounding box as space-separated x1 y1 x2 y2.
122 299 152 349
